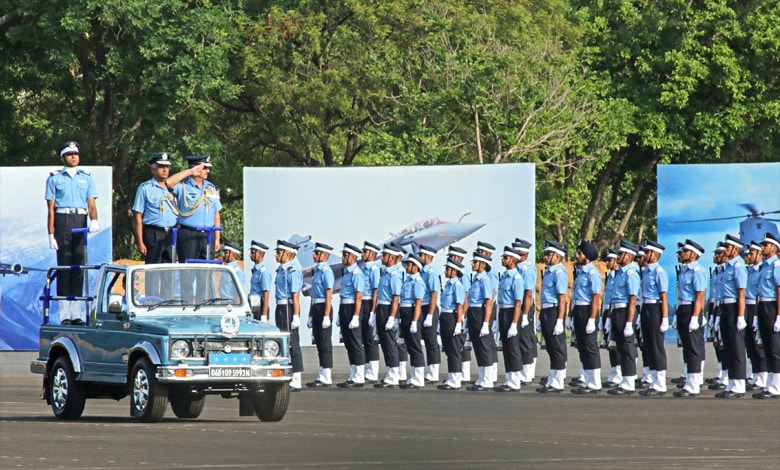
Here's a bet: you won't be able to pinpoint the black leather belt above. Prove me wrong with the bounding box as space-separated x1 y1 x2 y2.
143 224 172 232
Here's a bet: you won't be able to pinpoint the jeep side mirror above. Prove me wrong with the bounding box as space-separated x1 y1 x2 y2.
248 294 262 316
108 293 125 314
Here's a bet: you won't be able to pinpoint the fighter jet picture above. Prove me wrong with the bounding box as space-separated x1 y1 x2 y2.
0 262 47 277
671 204 780 244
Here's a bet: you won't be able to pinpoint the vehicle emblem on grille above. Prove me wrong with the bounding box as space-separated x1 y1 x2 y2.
220 313 240 338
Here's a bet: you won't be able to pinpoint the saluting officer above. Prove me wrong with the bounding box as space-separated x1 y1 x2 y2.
219 241 245 301
673 239 708 397
132 152 177 297
418 245 442 383
466 252 496 391
447 245 473 383
437 258 467 390
536 241 568 393
570 240 603 394
744 241 767 391
495 246 525 392
754 233 780 399
399 254 427 389
637 240 671 396
274 240 304 391
45 141 99 325
374 243 405 388
601 249 623 387
337 243 366 388
476 241 500 386
249 241 271 321
307 242 335 388
606 240 641 396
360 241 382 382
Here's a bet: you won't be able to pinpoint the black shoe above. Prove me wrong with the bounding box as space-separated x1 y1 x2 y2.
705 376 720 384
746 382 760 391
571 387 600 395
400 383 423 390
676 382 686 389
603 381 619 388
425 378 438 384
364 379 378 384
535 386 562 394
639 389 666 397
305 380 331 388
290 387 301 393
715 391 744 399
336 380 364 389
673 389 699 397
708 382 726 390
607 387 634 396
373 382 398 389
671 376 686 384
466 384 490 392
70 318 85 326
538 378 548 386
634 380 648 389
494 384 520 392
752 391 779 399
437 383 460 391
568 378 584 387
61 319 72 325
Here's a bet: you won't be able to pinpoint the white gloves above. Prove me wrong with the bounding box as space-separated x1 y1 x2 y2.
260 315 268 323
604 318 612 333
535 319 541 333
752 316 758 333
307 316 313 329
410 321 418 334
394 317 400 330
689 316 700 332
660 317 669 333
88 218 100 233
508 323 518 338
335 315 340 327
736 316 747 331
48 234 59 250
349 316 360 329
521 315 529 328
290 315 301 330
423 314 433 328
714 316 721 333
480 322 490 337
774 316 780 333
491 321 499 334
585 318 596 334
552 319 564 336
385 317 395 331
635 313 641 329
708 316 715 330
322 316 331 329
368 312 376 327
454 322 462 336
672 315 677 330
566 317 574 331
623 323 634 337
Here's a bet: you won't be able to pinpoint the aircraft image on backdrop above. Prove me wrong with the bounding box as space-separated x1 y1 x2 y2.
671 204 780 243
290 213 486 296
1 262 47 277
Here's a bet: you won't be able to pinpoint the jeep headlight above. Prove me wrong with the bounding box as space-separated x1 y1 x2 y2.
171 339 191 359
262 339 281 357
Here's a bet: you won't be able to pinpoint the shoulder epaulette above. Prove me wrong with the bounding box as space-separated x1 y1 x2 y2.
693 266 701 272
49 170 61 176
287 266 297 272
79 169 91 176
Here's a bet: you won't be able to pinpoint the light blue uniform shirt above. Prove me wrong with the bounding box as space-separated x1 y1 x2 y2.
540 263 567 305
498 268 524 305
400 272 425 305
572 262 602 302
220 260 245 299
378 263 404 302
641 262 669 300
678 261 707 302
746 264 761 301
709 265 723 302
757 255 780 299
518 260 537 304
360 260 381 299
172 176 222 228
340 263 364 301
45 168 98 208
721 257 747 299
250 262 272 297
275 261 303 301
487 269 499 301
468 271 492 305
132 178 178 227
603 271 616 307
311 262 335 300
441 278 465 311
421 264 441 305
612 262 640 304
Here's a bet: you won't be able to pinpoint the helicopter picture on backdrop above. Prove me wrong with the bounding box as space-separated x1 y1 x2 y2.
657 162 780 342
0 167 113 350
243 164 536 345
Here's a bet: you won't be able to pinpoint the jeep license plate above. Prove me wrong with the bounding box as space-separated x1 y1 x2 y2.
209 367 251 378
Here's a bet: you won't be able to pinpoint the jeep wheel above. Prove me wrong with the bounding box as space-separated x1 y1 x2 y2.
50 356 86 420
169 387 205 419
253 383 290 422
130 358 168 422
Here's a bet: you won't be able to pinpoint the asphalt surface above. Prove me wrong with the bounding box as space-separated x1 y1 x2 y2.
1 344 779 469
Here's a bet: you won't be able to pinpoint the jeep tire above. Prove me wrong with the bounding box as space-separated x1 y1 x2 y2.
253 383 290 422
130 357 168 422
50 356 86 420
169 386 205 419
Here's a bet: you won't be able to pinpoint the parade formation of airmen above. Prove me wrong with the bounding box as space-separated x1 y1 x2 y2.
57 148 779 399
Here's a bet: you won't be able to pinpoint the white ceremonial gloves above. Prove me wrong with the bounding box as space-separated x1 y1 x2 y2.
480 322 490 337
689 316 700 332
410 322 418 334
604 318 612 332
671 316 677 330
385 316 395 331
368 312 376 327
736 316 747 332
623 322 634 338
586 318 596 335
290 315 301 330
660 317 669 333
708 315 716 330
752 316 758 333
307 316 313 329
349 316 360 329
88 218 100 233
566 316 574 331
260 315 268 323
48 234 59 250
535 319 542 333
521 315 529 328
635 313 642 330
508 323 518 338
335 315 340 327
322 316 331 329
713 316 721 333
454 322 462 336
552 319 564 336
491 320 499 334
774 316 780 333
423 314 433 328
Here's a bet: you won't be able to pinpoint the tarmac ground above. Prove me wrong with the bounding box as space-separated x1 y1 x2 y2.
1 343 779 469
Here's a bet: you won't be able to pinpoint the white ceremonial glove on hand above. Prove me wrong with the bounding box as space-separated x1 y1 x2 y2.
774 316 780 333
88 219 100 233
508 323 518 338
708 316 715 330
491 320 499 334
671 316 677 330
660 317 669 333
714 316 721 333
322 316 331 329
368 312 376 327
410 322 418 334
480 322 490 337
335 315 340 327
260 315 268 323
290 315 300 330
689 316 700 332
736 316 747 332
349 316 360 329
604 318 612 333
48 234 58 250
586 318 596 335
635 313 641 330
423 314 433 328
521 315 529 328
307 316 313 329
454 322 462 336
566 317 574 331
385 317 395 331
752 316 758 333
552 319 564 336
623 323 634 337
535 319 541 333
